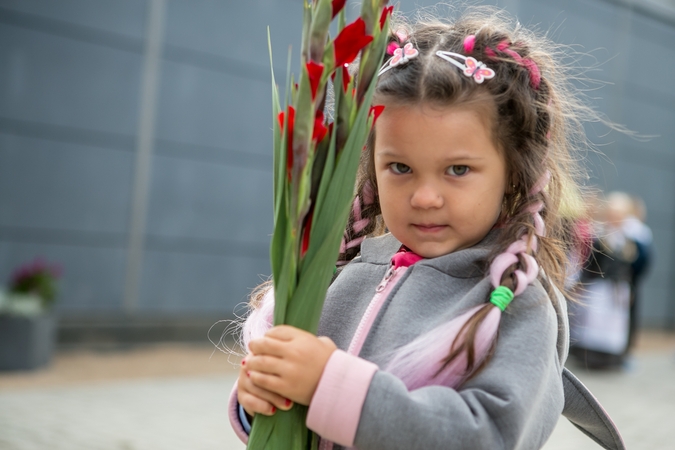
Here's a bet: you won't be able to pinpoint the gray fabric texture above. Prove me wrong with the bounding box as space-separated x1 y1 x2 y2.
561 368 625 449
316 232 624 450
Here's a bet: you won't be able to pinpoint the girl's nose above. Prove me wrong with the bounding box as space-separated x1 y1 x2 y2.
410 183 444 209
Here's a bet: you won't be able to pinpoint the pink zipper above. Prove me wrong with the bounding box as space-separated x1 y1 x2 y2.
347 264 408 357
320 264 408 450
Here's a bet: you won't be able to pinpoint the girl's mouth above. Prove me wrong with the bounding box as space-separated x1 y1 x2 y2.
412 224 447 233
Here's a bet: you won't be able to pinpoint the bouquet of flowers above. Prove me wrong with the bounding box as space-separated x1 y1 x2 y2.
248 0 392 448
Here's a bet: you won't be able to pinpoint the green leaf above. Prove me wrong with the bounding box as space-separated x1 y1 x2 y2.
308 0 332 62
267 28 282 210
286 209 350 332
246 405 311 449
300 0 312 64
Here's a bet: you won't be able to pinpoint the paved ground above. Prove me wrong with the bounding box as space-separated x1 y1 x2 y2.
0 332 674 450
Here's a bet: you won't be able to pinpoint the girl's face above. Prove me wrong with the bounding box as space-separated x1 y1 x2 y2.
374 103 508 258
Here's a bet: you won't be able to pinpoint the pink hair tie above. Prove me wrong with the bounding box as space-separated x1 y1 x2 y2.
386 41 400 56
463 35 476 53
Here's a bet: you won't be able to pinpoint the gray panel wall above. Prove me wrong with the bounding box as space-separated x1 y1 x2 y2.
1 0 674 327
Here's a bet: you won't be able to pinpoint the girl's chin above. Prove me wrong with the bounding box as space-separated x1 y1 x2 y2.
406 243 458 259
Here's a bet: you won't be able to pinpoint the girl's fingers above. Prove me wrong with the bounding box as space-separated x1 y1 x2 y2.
248 335 289 357
239 368 293 412
238 390 276 416
248 369 286 397
245 354 285 376
264 324 304 340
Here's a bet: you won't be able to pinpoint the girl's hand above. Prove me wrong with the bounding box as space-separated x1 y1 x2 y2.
237 354 293 417
246 325 337 405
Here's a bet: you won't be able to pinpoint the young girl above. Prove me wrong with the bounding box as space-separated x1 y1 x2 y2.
230 8 625 450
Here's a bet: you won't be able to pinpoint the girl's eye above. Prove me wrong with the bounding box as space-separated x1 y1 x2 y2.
389 162 411 174
447 165 469 176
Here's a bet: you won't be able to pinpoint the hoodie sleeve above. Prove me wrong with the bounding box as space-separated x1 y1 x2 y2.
228 383 250 444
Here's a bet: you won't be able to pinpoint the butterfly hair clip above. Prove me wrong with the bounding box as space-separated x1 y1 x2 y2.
378 42 419 76
435 51 495 83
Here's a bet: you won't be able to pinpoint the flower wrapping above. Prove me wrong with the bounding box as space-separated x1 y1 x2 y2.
247 0 392 448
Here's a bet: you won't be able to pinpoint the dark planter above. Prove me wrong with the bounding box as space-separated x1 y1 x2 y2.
0 312 57 371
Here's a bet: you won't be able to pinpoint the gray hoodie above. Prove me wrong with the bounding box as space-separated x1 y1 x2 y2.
312 232 624 450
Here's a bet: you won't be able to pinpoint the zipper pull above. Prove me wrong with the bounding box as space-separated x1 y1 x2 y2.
376 265 396 292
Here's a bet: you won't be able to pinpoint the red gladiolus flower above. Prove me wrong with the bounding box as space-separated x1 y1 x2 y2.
331 0 347 19
312 111 328 143
279 107 296 179
306 61 324 100
340 64 350 92
331 63 351 93
370 105 385 124
277 111 285 133
334 18 373 68
379 6 394 30
300 211 313 257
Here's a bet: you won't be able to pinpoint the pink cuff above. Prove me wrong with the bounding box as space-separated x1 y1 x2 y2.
228 383 249 444
306 350 378 446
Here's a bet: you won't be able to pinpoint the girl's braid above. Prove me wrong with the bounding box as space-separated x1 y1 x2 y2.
336 180 378 265
439 169 551 376
490 170 550 294
438 34 554 376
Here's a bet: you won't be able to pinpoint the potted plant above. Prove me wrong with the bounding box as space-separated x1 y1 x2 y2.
0 257 62 370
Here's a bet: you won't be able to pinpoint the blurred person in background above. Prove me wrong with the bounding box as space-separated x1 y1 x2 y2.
622 195 653 351
569 192 637 369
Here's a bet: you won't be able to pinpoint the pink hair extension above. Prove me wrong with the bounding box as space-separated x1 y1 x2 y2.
335 258 349 267
523 59 541 89
337 181 376 265
530 170 551 196
488 171 550 295
463 35 476 54
339 235 366 253
362 179 375 204
484 47 497 59
385 304 501 390
492 40 541 89
351 196 369 234
241 288 274 350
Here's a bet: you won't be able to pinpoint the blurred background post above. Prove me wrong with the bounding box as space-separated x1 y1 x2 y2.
0 1 674 449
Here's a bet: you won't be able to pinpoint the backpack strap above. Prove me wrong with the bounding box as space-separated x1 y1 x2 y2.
562 368 626 450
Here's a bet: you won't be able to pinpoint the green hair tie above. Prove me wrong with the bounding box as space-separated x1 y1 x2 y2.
490 286 514 312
